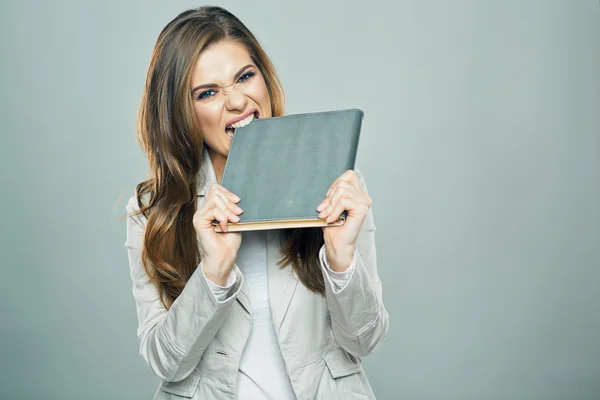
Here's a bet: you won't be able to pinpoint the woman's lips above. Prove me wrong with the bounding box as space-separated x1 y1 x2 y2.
225 111 259 138
225 109 258 128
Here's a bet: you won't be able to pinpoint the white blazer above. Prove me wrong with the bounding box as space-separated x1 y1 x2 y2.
124 150 389 399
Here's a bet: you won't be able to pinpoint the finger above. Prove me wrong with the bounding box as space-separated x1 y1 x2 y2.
320 180 344 211
204 184 243 214
210 196 242 226
325 175 343 198
222 189 241 203
320 182 345 218
319 183 353 220
330 181 356 203
325 179 343 199
212 191 244 215
335 170 363 194
325 197 350 224
211 206 230 233
330 178 371 209
316 198 330 213
341 169 355 181
200 205 228 231
208 183 241 203
323 183 369 222
326 170 357 197
346 171 364 192
201 199 240 227
325 180 339 198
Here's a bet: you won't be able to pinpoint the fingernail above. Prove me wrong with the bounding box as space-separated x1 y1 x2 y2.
316 203 323 212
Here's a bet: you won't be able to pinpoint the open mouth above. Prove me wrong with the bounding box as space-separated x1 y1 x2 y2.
225 112 259 138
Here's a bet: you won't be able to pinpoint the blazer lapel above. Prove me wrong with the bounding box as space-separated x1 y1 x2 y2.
196 147 252 315
267 230 299 333
235 282 251 315
196 147 218 199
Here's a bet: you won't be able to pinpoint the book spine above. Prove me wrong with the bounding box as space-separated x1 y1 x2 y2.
347 110 364 170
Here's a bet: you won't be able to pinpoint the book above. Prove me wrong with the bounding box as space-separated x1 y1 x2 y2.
214 108 364 232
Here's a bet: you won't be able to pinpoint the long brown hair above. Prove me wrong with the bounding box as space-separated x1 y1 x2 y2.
126 6 325 309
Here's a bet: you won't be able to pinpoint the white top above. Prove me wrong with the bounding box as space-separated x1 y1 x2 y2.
202 230 355 399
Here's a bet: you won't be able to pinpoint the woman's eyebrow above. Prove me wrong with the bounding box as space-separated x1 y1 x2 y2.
191 64 254 95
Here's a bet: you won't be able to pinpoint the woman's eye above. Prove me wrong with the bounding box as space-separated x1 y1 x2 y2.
197 90 216 100
238 71 255 83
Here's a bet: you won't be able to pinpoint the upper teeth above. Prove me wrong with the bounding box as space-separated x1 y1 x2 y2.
227 113 255 130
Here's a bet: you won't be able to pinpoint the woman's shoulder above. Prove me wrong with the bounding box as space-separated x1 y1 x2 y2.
125 190 151 228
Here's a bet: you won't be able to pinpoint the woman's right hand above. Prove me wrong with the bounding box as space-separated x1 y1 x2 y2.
193 183 243 286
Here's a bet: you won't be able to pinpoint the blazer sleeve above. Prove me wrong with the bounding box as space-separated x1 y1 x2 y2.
318 169 390 358
124 194 243 382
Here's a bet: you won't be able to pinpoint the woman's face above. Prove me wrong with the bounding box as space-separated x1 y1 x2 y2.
190 40 272 167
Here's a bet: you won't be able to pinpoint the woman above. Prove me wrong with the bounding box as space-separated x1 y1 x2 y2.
125 6 389 399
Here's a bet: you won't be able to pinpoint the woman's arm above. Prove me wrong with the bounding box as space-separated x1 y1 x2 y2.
318 169 389 357
124 195 243 382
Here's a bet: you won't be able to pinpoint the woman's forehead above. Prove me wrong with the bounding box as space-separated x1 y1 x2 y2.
191 41 254 87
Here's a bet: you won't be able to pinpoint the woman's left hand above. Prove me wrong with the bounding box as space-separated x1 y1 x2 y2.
316 170 372 272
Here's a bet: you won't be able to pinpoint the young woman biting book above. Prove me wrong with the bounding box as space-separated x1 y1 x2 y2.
124 6 389 399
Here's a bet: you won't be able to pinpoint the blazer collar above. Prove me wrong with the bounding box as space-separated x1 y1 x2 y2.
197 147 218 197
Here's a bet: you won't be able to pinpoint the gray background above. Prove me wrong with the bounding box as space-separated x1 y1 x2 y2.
1 0 599 399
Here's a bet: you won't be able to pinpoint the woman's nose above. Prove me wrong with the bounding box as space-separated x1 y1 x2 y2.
224 86 247 111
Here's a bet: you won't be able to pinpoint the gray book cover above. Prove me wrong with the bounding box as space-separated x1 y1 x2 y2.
217 108 364 232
